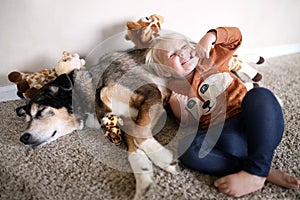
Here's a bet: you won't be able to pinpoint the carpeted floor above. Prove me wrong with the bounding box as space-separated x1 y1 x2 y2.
0 53 299 200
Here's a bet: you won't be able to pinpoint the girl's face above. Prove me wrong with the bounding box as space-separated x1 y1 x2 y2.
156 39 198 78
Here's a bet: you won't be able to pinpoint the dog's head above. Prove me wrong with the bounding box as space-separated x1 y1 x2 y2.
17 73 83 147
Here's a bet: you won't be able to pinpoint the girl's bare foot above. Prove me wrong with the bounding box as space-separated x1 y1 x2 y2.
214 171 266 197
267 169 300 190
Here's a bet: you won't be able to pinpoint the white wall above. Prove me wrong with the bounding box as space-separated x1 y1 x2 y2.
1 0 300 86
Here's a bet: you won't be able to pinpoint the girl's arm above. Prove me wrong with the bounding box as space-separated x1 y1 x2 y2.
168 78 198 127
195 30 217 59
194 27 242 72
195 27 242 66
208 27 243 66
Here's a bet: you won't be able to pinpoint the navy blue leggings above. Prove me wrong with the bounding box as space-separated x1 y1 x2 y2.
178 87 284 177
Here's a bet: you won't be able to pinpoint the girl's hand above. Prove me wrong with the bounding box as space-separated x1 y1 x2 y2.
171 91 188 108
196 31 217 59
169 91 189 125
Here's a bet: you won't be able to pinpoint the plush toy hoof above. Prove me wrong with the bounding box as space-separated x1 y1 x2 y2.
252 73 262 82
17 91 25 99
256 56 265 64
253 83 260 88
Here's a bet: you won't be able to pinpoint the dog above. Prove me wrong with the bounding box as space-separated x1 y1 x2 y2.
16 48 179 200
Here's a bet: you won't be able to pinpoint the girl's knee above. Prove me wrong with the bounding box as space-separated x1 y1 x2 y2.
243 87 282 111
246 87 275 101
242 87 284 140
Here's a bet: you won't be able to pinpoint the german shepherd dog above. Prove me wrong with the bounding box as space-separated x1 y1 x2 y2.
16 49 179 200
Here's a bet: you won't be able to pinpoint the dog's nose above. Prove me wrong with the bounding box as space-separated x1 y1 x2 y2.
20 133 31 144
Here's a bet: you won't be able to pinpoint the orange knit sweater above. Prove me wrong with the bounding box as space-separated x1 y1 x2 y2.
170 27 248 129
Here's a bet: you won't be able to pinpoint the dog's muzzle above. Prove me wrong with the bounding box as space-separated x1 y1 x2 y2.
20 132 32 145
20 130 57 147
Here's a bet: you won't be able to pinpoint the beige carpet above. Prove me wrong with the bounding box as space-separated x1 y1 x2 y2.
1 53 299 200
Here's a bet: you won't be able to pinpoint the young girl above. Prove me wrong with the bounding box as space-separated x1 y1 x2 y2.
145 27 300 197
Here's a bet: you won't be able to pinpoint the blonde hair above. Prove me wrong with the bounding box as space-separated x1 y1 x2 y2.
145 32 194 77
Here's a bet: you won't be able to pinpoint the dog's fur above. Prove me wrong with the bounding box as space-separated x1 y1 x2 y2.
17 49 178 199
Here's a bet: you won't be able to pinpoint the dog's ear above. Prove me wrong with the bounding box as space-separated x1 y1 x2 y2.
16 105 27 117
52 74 73 91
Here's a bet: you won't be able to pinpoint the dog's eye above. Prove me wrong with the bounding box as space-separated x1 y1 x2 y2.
35 107 46 119
44 110 54 117
35 108 54 119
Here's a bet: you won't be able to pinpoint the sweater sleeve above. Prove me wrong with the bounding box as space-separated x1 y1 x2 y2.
209 27 242 68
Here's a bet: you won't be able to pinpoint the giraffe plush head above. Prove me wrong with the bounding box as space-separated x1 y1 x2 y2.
125 14 164 49
8 51 85 99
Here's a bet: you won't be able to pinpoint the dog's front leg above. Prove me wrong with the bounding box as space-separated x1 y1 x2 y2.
126 134 154 200
128 148 154 200
133 102 179 175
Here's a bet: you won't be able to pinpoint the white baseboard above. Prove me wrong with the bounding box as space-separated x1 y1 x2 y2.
1 43 300 102
0 85 20 102
238 43 300 58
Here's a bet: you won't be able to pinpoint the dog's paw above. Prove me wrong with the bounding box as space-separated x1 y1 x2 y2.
132 173 154 200
128 149 154 200
164 160 180 175
85 113 101 129
135 138 179 174
77 119 84 130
